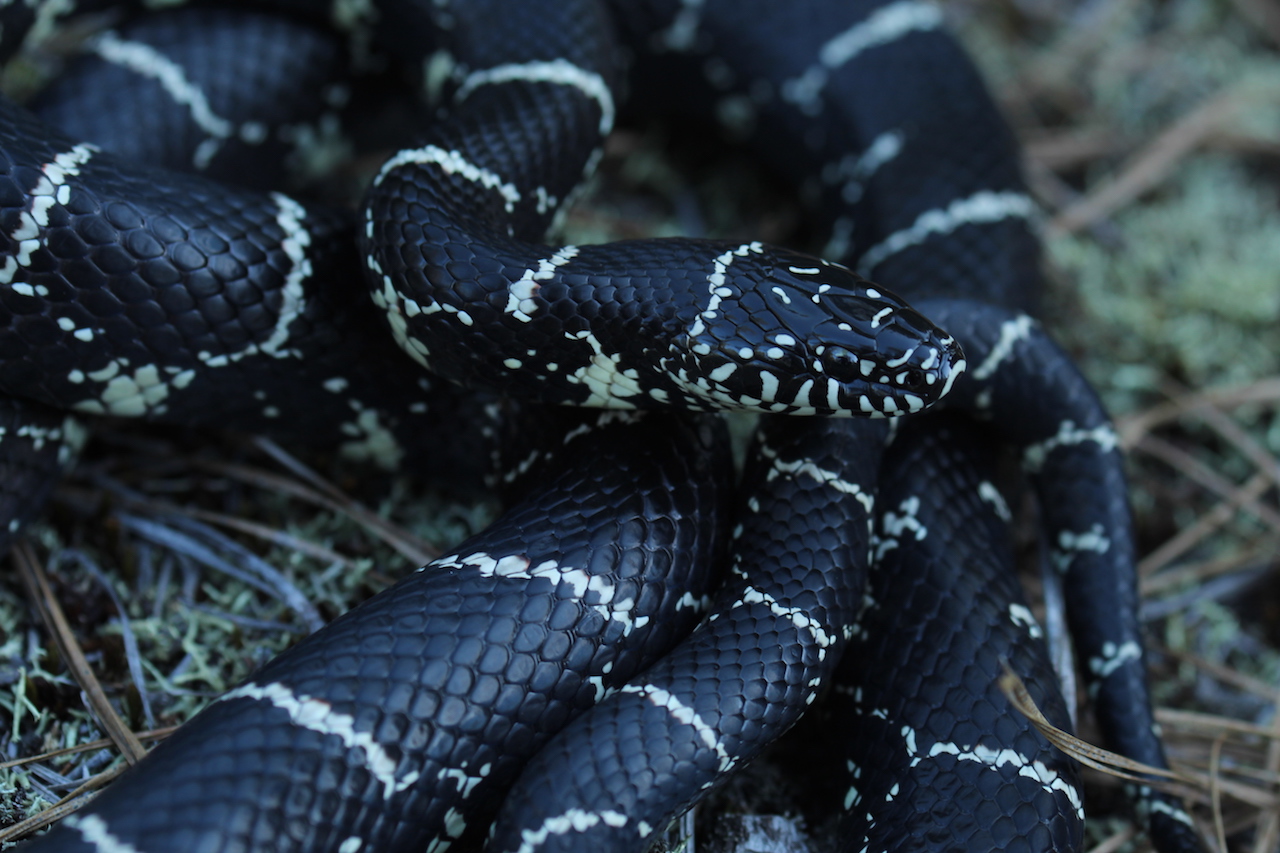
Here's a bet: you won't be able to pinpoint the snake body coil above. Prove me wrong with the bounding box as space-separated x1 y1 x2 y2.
0 2 1206 852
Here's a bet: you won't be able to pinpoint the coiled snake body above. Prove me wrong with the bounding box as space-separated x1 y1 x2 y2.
0 2 1204 852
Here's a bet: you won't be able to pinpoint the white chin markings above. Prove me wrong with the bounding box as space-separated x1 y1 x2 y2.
862 389 930 418
939 357 967 400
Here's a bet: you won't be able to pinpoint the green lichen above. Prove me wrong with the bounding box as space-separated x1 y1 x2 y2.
1051 155 1280 410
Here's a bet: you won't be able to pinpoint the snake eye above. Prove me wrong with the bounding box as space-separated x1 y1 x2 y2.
821 346 862 383
898 367 926 391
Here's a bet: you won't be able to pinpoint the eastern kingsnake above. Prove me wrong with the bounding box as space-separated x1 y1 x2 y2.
0 2 1205 852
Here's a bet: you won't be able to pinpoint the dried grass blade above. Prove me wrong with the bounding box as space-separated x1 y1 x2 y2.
111 490 361 572
1000 664 1203 801
1118 378 1280 448
1142 542 1276 595
197 459 434 564
65 549 156 728
115 513 323 633
1049 84 1256 235
1133 436 1280 531
12 542 146 764
0 727 178 771
1085 824 1138 853
1229 0 1280 46
0 760 126 843
1210 735 1228 853
250 436 352 506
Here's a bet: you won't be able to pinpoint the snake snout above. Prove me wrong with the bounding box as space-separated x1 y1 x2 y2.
843 306 966 417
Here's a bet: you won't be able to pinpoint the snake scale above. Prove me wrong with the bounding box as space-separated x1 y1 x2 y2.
0 1 1206 852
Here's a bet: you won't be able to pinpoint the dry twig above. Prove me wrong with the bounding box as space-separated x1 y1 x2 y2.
12 542 146 765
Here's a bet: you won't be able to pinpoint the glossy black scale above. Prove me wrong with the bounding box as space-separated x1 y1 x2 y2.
917 299 1205 853
468 1 1205 851
488 415 887 853
21 412 732 853
360 0 961 418
599 0 1200 847
0 0 1207 851
0 6 487 495
31 8 350 190
832 414 1084 852
609 0 1040 311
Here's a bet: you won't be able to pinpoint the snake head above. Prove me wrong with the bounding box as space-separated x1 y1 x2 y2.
673 247 965 416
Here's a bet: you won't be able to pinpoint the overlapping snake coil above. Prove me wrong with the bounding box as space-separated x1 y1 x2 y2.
0 1 1205 852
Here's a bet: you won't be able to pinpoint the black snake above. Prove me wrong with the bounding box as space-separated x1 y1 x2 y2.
0 1 1204 852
